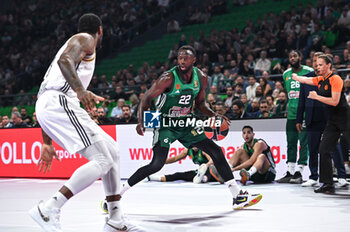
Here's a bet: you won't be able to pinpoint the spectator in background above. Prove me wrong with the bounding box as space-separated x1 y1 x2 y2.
230 99 250 119
110 85 128 102
116 105 138 124
259 77 272 96
209 85 222 102
246 75 259 101
259 100 272 118
246 98 260 117
254 85 264 102
224 86 236 108
178 34 187 47
262 71 275 89
168 43 179 63
273 90 288 117
254 51 271 76
211 65 224 87
16 89 31 106
215 101 230 119
97 107 113 125
110 98 126 118
32 112 40 127
167 19 181 33
20 107 32 124
234 75 248 91
1 115 12 128
265 95 275 113
129 94 140 116
11 111 29 128
239 59 255 77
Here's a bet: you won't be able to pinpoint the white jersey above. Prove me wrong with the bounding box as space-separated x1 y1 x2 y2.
38 34 95 100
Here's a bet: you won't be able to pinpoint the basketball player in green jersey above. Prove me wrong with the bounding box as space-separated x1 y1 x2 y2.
121 45 262 210
229 125 276 185
277 50 312 184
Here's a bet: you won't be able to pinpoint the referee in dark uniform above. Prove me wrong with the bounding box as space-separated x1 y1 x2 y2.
292 54 350 193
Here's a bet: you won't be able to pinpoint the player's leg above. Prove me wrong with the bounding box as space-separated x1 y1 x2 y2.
164 170 197 182
315 123 340 193
239 153 269 185
193 138 262 209
229 148 249 169
29 140 114 232
277 119 297 183
121 142 169 195
290 128 308 184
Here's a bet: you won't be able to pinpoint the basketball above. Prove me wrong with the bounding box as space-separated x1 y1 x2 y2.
204 117 229 141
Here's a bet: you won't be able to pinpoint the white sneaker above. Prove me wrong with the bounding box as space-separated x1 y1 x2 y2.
233 190 263 210
193 164 208 184
28 201 62 232
104 218 146 232
301 179 319 187
337 178 349 187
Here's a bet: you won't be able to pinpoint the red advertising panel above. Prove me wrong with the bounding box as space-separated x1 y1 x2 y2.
0 126 116 178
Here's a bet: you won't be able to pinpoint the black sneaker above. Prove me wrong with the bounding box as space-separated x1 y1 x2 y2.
276 171 293 183
314 184 335 194
289 171 302 184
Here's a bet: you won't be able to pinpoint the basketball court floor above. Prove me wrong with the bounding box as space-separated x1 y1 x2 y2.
1 178 349 232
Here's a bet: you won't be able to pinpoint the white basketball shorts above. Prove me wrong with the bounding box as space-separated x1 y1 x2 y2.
36 90 106 154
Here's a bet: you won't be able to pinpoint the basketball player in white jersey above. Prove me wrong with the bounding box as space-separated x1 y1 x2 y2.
28 13 142 232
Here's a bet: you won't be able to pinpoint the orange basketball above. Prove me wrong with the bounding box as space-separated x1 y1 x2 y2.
204 117 229 141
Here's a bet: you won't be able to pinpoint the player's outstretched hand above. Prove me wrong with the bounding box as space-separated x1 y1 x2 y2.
136 123 145 136
77 89 104 111
38 143 60 173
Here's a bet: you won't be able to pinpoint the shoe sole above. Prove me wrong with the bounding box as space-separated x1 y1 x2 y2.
289 178 302 184
209 168 224 184
193 165 207 184
233 194 263 210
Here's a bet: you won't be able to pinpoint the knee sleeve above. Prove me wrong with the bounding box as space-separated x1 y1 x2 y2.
80 141 114 176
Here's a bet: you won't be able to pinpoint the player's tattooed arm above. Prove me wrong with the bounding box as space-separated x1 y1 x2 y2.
41 129 52 145
136 72 173 135
58 34 103 111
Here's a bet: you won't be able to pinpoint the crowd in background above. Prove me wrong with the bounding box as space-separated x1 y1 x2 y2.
0 0 176 103
2 0 350 127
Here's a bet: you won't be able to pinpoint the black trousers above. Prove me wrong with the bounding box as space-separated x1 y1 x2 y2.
319 109 350 184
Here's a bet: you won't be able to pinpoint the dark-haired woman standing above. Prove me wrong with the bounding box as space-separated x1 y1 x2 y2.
292 54 350 194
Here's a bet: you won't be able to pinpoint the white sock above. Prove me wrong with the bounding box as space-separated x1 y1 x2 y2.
107 201 123 221
288 162 296 175
248 167 257 176
44 191 68 210
225 179 241 198
120 182 131 196
149 175 162 181
296 164 305 173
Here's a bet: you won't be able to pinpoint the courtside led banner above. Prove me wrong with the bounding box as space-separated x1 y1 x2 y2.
0 119 310 179
0 126 116 178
